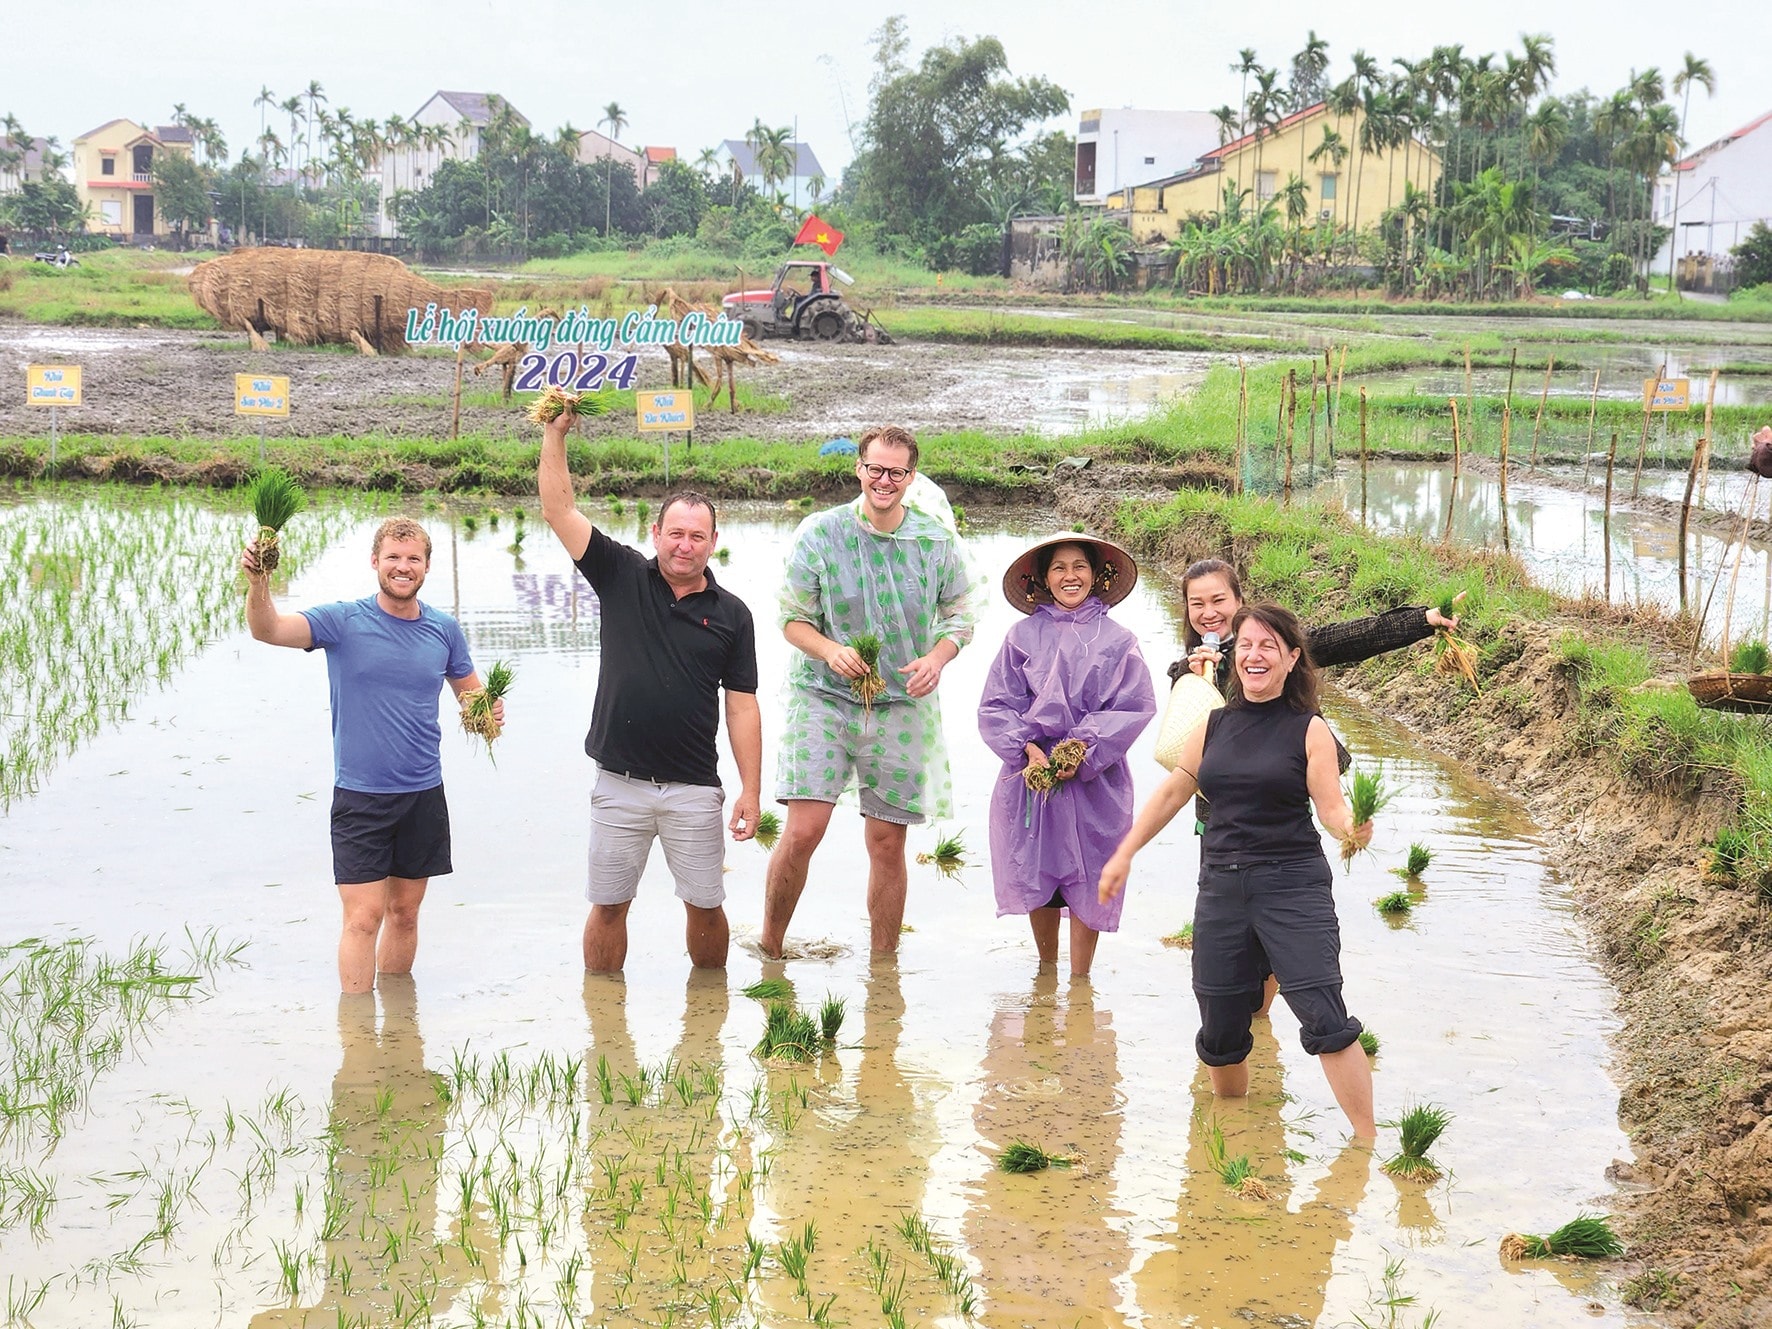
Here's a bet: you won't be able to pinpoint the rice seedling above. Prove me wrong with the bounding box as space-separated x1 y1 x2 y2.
753 1002 819 1063
526 383 610 424
1382 1103 1451 1182
458 660 513 756
1730 641 1772 675
916 830 967 879
818 994 846 1042
1359 1028 1381 1056
1499 1213 1624 1260
1705 826 1751 886
741 977 792 1001
1161 922 1195 948
1024 738 1089 795
609 496 625 515
1394 843 1432 879
1374 890 1413 915
462 513 480 535
243 467 306 575
997 1140 1075 1173
715 547 731 562
1342 768 1393 866
1433 623 1483 691
848 632 887 713
1201 1116 1270 1199
753 809 782 851
507 527 527 555
636 499 651 522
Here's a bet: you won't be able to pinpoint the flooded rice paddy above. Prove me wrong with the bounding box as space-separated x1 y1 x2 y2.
0 493 1645 1326
1327 458 1772 644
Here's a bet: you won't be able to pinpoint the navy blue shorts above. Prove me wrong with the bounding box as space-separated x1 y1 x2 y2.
330 785 452 885
1191 854 1361 1063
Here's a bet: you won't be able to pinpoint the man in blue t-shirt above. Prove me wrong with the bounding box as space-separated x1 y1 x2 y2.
243 516 503 994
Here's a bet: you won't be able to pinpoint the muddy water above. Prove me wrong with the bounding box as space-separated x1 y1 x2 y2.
1329 458 1772 643
0 500 1647 1326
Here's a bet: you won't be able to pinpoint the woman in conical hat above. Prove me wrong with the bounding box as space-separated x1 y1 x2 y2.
977 532 1156 977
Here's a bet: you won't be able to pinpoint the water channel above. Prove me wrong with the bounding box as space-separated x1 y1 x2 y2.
0 495 1646 1327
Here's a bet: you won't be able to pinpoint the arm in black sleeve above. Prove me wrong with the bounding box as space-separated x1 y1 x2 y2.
1305 606 1435 668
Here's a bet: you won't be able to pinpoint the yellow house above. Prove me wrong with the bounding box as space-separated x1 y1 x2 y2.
1107 102 1440 244
72 119 193 239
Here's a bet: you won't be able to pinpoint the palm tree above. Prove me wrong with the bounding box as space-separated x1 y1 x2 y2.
1232 48 1260 139
303 81 326 185
757 125 794 202
600 100 628 236
1211 105 1238 150
1308 125 1348 259
1290 31 1331 110
279 95 304 191
1523 100 1570 187
1665 53 1716 291
254 86 275 147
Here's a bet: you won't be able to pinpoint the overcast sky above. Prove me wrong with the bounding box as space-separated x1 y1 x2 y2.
5 1 1766 180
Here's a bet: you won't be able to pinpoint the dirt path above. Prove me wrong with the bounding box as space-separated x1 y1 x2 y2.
0 326 1214 442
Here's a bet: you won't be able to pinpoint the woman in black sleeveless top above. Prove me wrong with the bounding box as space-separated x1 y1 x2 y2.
1099 603 1375 1139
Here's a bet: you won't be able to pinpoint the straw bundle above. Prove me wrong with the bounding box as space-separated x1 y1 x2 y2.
187 249 493 353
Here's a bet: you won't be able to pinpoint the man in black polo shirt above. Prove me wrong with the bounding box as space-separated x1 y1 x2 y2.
538 415 762 971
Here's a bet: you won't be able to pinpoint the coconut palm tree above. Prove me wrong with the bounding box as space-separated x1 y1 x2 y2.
757 125 795 204
600 100 628 236
1665 53 1716 291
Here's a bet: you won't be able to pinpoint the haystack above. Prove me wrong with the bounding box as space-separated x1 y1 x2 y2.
187 249 494 354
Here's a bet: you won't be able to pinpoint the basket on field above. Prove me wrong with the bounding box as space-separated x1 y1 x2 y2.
1688 670 1772 713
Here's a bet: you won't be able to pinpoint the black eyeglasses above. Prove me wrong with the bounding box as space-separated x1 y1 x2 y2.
859 463 912 483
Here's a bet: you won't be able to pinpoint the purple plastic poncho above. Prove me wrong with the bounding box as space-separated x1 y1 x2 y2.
977 597 1156 932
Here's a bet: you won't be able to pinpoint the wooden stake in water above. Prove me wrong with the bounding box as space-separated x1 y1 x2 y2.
1233 356 1248 496
1603 431 1619 600
1504 346 1518 417
451 345 466 441
1463 344 1476 454
1499 406 1512 552
1283 368 1297 504
1696 368 1720 510
1678 415 1708 615
1444 398 1462 545
1308 366 1319 478
1530 355 1554 467
1359 386 1369 526
1581 369 1601 483
49 406 58 472
1329 345 1348 459
1632 361 1666 500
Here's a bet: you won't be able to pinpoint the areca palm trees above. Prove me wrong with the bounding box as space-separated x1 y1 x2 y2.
1665 52 1715 290
600 101 627 236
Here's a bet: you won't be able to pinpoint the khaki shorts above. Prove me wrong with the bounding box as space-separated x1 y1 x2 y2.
586 770 726 909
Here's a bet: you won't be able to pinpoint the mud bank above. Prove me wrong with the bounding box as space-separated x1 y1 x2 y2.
1067 478 1772 1327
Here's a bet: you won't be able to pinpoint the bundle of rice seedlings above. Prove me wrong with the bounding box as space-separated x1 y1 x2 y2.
916 831 967 879
1341 769 1392 865
1202 1117 1270 1199
1050 739 1087 777
818 994 845 1042
1023 753 1058 795
1374 890 1413 915
458 661 513 756
635 499 650 522
716 547 731 562
1703 826 1750 886
741 977 792 1001
1729 641 1772 675
1161 922 1195 949
462 514 480 535
1358 1028 1380 1056
1394 843 1432 879
1499 1214 1623 1261
1381 1103 1451 1182
1434 628 1483 691
997 1140 1075 1174
243 467 307 575
753 1002 818 1063
848 634 887 714
526 384 609 424
753 809 782 852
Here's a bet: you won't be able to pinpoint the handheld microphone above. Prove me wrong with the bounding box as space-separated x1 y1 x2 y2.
1202 631 1221 651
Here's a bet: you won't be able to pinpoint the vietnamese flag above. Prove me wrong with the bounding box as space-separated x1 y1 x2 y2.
794 213 844 256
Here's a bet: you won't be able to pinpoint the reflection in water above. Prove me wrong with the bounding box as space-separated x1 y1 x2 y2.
967 972 1130 1327
1132 1025 1372 1327
249 977 478 1326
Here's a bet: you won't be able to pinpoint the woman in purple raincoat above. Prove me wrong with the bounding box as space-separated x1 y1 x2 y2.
978 533 1157 977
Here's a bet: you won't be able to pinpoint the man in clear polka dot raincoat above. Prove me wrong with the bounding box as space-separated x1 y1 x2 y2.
760 425 983 957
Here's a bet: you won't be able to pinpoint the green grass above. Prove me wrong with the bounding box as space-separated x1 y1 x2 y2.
0 248 223 328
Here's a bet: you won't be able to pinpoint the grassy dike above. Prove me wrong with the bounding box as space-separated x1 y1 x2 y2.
1085 478 1772 1324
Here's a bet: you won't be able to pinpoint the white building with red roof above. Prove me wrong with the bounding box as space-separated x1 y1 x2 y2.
1654 107 1772 285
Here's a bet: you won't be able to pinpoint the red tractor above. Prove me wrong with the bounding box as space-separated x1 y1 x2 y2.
722 261 891 344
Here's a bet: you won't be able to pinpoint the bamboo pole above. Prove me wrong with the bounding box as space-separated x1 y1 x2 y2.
1463 343 1475 455
1632 361 1666 499
1678 414 1708 616
1233 356 1247 496
1581 368 1601 483
1499 406 1512 553
1283 368 1297 504
1444 398 1462 546
1696 368 1720 511
451 345 465 440
1307 366 1319 480
1717 475 1759 670
1504 346 1518 417
1530 355 1555 467
1603 431 1618 601
1329 344 1348 459
1359 386 1369 526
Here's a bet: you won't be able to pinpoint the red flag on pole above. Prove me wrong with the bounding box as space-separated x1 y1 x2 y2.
793 213 844 256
